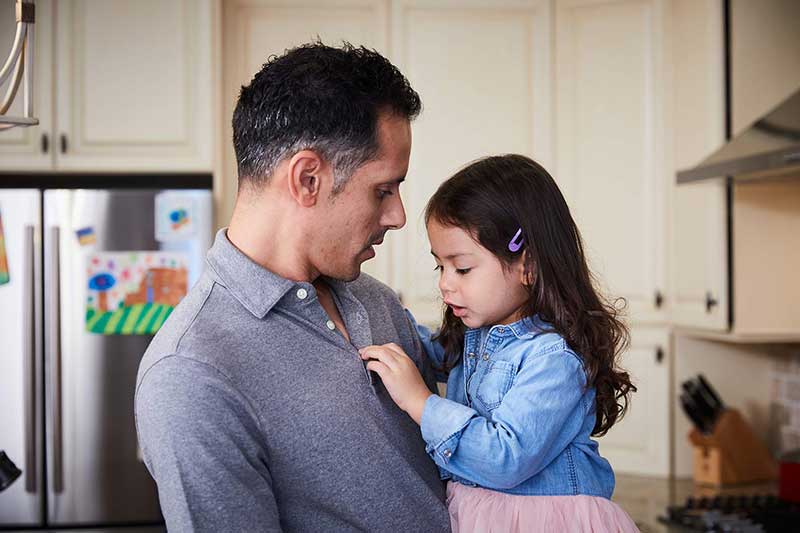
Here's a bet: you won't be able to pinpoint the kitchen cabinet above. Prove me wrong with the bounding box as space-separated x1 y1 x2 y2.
0 0 213 173
597 327 671 477
221 0 553 320
669 0 728 332
671 0 800 341
555 0 669 326
389 0 553 325
219 0 674 476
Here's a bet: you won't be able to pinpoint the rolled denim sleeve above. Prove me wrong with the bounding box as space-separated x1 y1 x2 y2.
421 394 477 462
419 345 589 490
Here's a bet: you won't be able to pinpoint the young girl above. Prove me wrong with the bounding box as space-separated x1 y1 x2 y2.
359 154 639 532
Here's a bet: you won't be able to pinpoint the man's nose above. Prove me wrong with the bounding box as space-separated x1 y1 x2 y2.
382 193 406 230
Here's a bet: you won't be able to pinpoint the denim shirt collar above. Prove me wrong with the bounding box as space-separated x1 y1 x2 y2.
465 314 552 341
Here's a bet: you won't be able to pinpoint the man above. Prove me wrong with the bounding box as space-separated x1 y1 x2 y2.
134 43 451 532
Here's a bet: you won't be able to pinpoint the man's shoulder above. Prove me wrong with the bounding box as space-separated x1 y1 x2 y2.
136 271 238 390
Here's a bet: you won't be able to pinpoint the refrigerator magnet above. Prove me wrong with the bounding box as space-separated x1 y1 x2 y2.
0 210 9 285
75 226 97 246
85 251 189 335
155 192 197 242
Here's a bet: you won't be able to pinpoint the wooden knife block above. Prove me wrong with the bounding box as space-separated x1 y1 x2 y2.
689 408 777 486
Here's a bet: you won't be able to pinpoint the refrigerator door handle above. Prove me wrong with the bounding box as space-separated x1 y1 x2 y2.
23 226 37 493
47 226 64 494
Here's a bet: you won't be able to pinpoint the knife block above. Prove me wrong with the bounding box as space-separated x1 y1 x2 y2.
689 408 777 486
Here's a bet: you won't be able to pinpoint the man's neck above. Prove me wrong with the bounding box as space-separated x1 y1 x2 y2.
226 196 320 283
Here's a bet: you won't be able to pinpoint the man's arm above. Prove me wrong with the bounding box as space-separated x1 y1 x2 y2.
135 355 282 532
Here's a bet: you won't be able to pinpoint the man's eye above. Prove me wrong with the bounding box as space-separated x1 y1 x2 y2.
433 265 443 272
377 189 393 199
456 268 471 275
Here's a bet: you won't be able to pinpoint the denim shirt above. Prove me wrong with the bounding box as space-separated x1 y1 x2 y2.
410 313 616 498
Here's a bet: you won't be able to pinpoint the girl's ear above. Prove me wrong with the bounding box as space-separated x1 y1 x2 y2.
517 251 535 287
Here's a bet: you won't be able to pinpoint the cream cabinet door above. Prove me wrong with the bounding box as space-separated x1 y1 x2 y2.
0 0 54 170
670 0 728 331
221 0 390 281
53 0 213 172
555 0 668 325
597 326 670 477
390 0 553 325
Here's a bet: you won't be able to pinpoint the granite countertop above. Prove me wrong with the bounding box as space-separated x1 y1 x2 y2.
612 474 778 532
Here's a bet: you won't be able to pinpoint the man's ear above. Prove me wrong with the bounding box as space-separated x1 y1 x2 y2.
287 150 325 207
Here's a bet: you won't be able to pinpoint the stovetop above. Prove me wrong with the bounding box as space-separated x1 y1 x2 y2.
659 494 800 532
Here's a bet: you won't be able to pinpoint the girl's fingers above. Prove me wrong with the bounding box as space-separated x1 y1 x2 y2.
359 346 400 370
382 342 407 358
365 360 390 377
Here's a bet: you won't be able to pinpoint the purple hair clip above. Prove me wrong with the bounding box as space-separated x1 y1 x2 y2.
508 227 524 252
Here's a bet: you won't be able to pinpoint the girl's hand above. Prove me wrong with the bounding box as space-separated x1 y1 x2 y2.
359 343 432 425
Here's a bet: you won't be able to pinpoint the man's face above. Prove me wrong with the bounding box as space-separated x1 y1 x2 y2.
311 113 410 281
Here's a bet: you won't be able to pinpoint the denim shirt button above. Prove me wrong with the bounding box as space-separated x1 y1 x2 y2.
296 288 308 300
498 327 505 333
482 353 490 361
468 352 476 358
326 320 336 331
443 449 452 458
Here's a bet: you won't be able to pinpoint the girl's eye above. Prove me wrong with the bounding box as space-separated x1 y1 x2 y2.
433 265 443 272
456 268 471 275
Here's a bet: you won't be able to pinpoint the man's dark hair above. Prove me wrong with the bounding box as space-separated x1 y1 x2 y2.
232 41 421 191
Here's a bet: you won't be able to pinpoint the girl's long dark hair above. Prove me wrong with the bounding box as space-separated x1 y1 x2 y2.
425 154 635 437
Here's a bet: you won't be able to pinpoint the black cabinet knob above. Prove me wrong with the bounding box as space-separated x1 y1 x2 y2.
705 292 718 313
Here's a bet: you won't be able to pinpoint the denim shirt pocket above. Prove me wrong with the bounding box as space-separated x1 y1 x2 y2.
474 360 516 412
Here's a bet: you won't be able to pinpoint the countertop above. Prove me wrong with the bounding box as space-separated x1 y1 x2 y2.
612 474 778 532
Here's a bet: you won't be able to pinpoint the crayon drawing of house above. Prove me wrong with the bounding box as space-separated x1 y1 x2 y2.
85 252 189 335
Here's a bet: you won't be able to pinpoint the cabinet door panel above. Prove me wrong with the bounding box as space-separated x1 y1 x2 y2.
598 327 670 476
670 0 728 331
55 0 212 171
556 0 667 324
221 0 389 281
392 0 553 325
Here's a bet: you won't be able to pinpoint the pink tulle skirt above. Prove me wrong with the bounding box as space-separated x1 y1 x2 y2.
447 482 640 532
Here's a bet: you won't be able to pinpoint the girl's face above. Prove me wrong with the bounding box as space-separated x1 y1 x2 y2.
427 219 529 329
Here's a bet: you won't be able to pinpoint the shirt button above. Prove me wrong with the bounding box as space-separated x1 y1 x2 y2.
468 352 476 358
443 449 452 458
326 320 336 331
482 354 490 361
498 327 505 333
296 288 308 300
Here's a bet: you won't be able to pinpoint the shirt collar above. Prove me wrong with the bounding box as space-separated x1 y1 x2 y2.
205 229 361 319
467 314 552 340
205 229 297 318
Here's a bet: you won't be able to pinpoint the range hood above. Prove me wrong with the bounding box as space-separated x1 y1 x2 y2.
677 87 800 184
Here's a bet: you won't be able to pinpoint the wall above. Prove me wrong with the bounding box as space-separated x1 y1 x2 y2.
672 336 796 477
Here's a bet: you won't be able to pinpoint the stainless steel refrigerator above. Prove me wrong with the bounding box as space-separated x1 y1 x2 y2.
0 187 213 530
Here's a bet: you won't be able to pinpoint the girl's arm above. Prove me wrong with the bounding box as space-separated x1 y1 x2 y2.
419 346 589 490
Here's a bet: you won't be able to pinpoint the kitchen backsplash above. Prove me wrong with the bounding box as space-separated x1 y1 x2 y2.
771 351 800 455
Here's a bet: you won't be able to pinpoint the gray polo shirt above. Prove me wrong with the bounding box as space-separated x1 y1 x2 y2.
135 230 450 532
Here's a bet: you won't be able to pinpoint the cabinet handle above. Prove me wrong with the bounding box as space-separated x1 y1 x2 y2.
655 346 664 364
41 133 49 153
59 134 68 154
705 292 718 313
654 290 664 309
